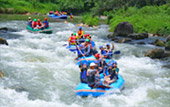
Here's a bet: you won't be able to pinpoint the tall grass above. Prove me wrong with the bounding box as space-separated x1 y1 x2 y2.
109 4 170 36
82 14 99 26
0 0 60 14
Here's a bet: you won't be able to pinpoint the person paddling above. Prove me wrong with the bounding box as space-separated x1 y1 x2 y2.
28 17 32 27
94 53 107 74
37 19 42 29
32 19 37 29
87 62 100 88
80 63 88 83
75 43 85 60
103 62 119 85
99 45 107 56
68 33 76 45
104 43 114 59
43 17 49 28
83 39 93 57
77 26 84 44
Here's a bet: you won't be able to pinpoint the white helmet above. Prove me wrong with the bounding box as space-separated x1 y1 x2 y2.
28 17 31 19
90 62 96 67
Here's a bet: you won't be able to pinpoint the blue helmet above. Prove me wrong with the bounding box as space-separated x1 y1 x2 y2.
79 26 82 29
83 62 88 65
113 61 117 65
99 45 103 49
108 64 113 67
106 43 110 46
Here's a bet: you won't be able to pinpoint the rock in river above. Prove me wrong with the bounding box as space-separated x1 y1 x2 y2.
154 39 165 46
114 22 133 37
0 37 8 45
144 48 165 59
117 38 132 43
128 33 148 40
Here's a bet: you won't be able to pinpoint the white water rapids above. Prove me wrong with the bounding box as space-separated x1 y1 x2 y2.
0 21 169 107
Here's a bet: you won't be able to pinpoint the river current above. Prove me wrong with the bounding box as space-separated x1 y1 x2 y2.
0 21 169 107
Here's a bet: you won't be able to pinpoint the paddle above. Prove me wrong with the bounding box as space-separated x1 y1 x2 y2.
0 70 5 78
75 43 88 62
113 51 120 54
63 44 67 46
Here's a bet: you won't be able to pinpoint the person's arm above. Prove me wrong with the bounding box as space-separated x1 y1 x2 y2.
115 68 119 75
111 43 114 51
105 49 109 54
103 66 107 76
87 70 89 76
84 45 90 56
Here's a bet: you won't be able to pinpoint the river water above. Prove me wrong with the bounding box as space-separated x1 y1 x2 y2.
0 21 169 107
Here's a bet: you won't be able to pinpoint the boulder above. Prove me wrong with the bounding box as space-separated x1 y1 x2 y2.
117 38 132 43
154 39 165 46
0 37 8 45
114 22 133 37
128 33 148 40
0 27 18 32
144 48 165 59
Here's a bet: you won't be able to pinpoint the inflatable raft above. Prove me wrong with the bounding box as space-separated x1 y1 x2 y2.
66 45 77 52
26 26 52 34
76 74 125 97
48 14 67 19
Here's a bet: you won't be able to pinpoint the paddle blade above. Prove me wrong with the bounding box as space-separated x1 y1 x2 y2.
114 51 120 54
63 44 67 46
0 70 5 78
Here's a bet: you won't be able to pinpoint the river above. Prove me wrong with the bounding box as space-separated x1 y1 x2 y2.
0 21 170 107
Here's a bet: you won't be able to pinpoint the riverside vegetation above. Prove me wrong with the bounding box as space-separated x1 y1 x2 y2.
0 0 170 35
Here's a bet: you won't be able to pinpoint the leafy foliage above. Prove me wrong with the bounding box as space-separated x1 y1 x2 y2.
0 0 169 14
82 14 99 26
109 4 170 35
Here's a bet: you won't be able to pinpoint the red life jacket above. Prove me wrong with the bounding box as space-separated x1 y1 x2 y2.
32 21 37 28
70 36 76 44
37 22 42 26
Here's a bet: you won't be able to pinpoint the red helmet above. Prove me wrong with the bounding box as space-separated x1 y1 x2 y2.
84 34 90 37
45 17 47 20
84 34 88 37
95 53 100 58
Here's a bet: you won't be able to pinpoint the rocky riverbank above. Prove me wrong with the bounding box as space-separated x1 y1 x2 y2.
107 22 170 63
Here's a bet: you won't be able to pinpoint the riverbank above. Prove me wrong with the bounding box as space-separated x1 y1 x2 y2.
107 4 170 37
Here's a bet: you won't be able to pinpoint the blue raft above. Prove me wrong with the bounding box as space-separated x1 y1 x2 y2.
48 14 67 19
76 74 125 97
66 45 77 52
